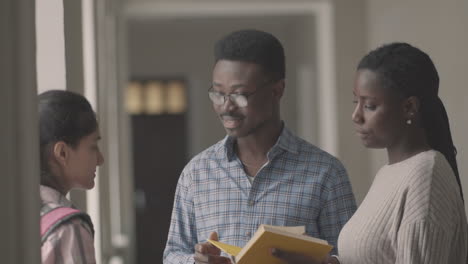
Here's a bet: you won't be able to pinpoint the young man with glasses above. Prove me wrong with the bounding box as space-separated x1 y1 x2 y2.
163 29 357 264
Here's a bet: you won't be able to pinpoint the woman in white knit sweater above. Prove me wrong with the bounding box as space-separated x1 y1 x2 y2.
271 43 468 263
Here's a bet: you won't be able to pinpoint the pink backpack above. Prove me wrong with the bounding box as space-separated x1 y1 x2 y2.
40 207 94 244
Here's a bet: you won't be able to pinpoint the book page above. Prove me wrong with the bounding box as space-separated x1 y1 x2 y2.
207 239 242 256
262 225 305 235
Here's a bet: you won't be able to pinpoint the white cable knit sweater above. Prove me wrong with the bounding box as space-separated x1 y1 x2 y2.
338 150 467 263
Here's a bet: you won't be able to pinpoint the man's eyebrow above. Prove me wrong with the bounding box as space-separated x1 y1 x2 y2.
212 82 247 91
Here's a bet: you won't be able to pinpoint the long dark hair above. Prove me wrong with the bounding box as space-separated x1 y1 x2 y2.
357 42 463 201
38 90 97 185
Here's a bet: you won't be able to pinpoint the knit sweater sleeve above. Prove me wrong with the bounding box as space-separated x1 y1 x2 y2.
395 151 467 264
396 220 451 263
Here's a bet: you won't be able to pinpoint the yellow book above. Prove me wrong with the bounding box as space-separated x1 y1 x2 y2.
208 225 333 264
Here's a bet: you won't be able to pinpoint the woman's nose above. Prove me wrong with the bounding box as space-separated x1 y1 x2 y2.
352 105 363 124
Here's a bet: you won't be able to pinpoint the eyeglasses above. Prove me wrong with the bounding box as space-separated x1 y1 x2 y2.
208 80 273 108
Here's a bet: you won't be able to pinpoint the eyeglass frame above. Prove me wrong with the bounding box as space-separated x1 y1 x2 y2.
207 79 275 108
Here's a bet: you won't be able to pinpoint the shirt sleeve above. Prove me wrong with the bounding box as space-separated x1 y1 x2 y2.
163 170 198 264
41 218 96 264
318 161 357 254
396 220 453 263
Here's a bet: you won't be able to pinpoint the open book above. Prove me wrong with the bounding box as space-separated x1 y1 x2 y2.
208 224 333 264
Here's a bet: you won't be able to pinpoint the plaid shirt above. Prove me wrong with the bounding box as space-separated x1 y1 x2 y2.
163 126 356 263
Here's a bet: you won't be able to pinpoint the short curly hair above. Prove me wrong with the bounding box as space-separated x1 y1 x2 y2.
214 29 285 81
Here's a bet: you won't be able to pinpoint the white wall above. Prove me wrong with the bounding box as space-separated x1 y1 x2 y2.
366 0 468 214
36 0 66 92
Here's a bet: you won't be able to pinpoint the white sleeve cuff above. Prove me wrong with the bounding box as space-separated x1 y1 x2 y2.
330 255 341 264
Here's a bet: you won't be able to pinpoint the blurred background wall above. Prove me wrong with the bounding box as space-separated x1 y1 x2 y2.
4 0 467 263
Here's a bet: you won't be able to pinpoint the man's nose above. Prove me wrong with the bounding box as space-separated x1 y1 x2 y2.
221 95 237 111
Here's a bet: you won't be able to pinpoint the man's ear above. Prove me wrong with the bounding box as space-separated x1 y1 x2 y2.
272 79 285 100
403 96 420 120
52 141 69 166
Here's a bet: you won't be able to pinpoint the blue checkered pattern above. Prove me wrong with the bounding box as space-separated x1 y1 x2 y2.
163 126 356 263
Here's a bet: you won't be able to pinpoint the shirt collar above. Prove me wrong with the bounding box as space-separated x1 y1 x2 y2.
40 185 73 207
219 123 300 161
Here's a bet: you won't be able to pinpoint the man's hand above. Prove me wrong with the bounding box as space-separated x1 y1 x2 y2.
194 232 232 264
270 248 333 264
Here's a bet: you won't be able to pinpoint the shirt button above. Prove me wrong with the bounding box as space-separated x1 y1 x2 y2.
248 201 254 206
245 231 252 237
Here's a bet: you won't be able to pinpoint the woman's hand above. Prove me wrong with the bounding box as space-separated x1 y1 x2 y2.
270 248 339 264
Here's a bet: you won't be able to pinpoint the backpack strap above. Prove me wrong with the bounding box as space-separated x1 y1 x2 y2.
40 206 94 244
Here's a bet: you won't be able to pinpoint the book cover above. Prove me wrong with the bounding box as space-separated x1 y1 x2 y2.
208 225 333 264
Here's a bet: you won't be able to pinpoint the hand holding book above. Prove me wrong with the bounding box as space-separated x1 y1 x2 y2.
270 248 340 264
195 231 232 264
207 225 333 264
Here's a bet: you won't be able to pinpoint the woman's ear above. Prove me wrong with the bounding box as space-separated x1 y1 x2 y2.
403 96 420 121
52 141 69 166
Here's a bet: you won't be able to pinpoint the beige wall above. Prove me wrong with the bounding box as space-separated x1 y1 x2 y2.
366 0 468 214
333 0 369 203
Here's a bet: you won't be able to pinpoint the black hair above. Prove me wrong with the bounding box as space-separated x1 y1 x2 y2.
358 42 463 201
38 90 98 180
214 29 285 81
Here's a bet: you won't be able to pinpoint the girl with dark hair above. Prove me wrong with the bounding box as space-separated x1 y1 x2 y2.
271 43 467 263
39 90 104 264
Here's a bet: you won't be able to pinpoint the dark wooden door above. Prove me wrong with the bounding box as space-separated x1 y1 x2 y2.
132 114 187 263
